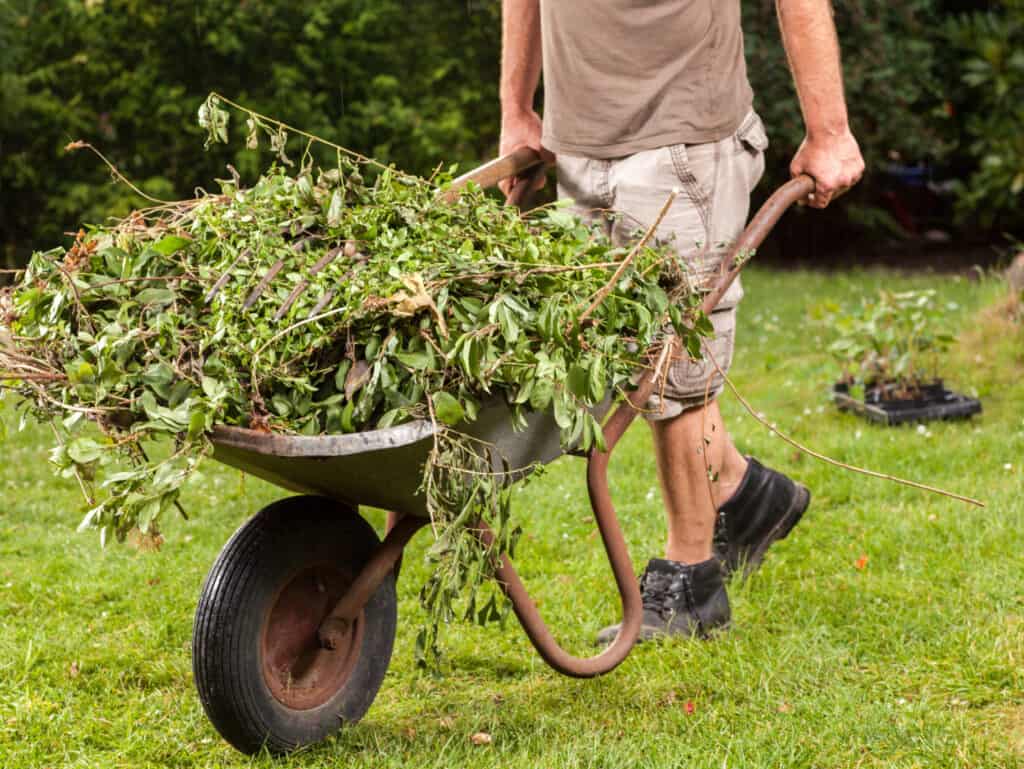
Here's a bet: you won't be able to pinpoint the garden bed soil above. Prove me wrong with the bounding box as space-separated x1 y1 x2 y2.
832 380 982 426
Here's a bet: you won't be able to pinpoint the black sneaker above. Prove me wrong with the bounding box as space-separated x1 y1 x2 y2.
714 457 810 578
595 557 730 645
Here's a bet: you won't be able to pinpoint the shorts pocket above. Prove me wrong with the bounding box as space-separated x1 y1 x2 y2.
736 111 769 155
663 310 737 402
667 143 714 235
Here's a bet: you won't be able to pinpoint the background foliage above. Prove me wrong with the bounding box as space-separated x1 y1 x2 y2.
2 0 1022 265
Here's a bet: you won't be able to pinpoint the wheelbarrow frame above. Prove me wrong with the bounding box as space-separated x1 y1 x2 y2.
208 151 815 679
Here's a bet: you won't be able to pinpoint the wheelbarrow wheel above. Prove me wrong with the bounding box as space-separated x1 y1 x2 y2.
192 495 397 755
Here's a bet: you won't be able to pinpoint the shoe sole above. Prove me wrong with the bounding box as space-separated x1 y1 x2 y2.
595 619 731 647
738 482 811 578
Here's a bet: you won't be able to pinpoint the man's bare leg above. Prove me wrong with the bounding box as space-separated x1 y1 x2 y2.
650 400 748 564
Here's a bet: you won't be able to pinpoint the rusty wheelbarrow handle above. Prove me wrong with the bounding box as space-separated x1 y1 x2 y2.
485 174 816 678
437 146 545 205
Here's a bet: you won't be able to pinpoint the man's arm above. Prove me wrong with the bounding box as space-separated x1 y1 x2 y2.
776 0 864 208
499 0 553 194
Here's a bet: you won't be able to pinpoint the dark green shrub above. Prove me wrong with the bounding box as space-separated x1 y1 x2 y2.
945 0 1024 229
0 0 501 265
3 0 1016 265
743 0 951 186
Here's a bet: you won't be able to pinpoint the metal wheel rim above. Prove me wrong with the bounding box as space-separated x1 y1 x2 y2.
260 564 364 710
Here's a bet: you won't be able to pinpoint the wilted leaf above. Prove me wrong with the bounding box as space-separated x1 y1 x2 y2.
344 359 371 400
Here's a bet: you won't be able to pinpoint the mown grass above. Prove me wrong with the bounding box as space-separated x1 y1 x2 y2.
1 267 1021 768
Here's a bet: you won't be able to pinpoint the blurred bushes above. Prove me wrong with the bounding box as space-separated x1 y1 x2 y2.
0 0 501 264
945 0 1024 230
744 0 953 185
1 0 1020 264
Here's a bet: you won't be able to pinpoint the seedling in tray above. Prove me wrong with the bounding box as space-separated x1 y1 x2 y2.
826 289 981 425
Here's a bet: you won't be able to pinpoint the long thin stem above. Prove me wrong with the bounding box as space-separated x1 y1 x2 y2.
64 141 172 205
705 348 985 508
576 189 678 327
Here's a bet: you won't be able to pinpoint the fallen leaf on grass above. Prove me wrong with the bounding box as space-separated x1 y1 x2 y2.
684 701 696 715
470 731 493 746
68 661 80 678
777 702 792 713
854 554 869 570
439 716 454 730
126 528 164 553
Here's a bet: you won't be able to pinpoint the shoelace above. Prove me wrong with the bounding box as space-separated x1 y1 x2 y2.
640 571 689 617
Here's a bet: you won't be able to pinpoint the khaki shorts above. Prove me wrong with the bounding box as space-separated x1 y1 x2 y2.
556 109 768 419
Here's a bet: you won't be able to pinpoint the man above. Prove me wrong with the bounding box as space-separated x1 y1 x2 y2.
499 0 864 641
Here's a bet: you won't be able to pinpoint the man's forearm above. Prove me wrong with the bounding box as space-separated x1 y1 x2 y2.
776 0 850 138
501 0 542 116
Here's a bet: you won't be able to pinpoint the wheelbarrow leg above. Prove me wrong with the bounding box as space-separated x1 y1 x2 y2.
318 514 427 649
384 511 407 578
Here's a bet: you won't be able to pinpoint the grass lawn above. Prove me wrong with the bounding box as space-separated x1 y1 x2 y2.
1 266 1021 768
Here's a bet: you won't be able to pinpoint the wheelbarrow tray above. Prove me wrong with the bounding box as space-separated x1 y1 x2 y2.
210 397 609 517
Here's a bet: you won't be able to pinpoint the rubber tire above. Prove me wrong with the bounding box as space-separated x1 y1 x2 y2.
192 496 397 755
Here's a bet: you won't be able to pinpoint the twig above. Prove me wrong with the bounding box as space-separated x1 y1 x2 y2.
705 348 985 508
56 262 95 334
699 344 718 508
81 275 191 293
426 260 625 289
576 189 679 327
252 306 348 358
64 141 172 205
49 421 95 506
0 372 66 382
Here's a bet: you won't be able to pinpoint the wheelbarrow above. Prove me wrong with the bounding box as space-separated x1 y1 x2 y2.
191 149 816 755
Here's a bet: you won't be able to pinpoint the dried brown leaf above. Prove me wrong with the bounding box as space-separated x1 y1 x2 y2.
344 359 371 400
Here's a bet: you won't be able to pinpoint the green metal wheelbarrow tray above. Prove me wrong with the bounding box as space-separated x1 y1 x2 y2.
192 151 815 755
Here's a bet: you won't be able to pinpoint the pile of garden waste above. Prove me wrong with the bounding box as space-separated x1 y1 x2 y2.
0 96 708 660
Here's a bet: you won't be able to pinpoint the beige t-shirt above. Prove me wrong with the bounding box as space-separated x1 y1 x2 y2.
540 0 754 158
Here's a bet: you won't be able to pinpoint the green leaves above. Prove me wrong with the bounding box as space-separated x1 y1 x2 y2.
432 391 464 426
66 437 104 464
825 288 955 392
0 126 711 668
135 288 176 307
152 235 191 255
326 188 345 228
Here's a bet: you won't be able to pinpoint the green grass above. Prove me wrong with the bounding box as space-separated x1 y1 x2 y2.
1 267 1022 768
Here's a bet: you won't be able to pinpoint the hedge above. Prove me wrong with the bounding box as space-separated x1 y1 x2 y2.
1 0 1019 265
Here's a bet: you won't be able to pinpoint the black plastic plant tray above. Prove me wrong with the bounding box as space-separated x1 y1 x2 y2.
832 381 982 426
